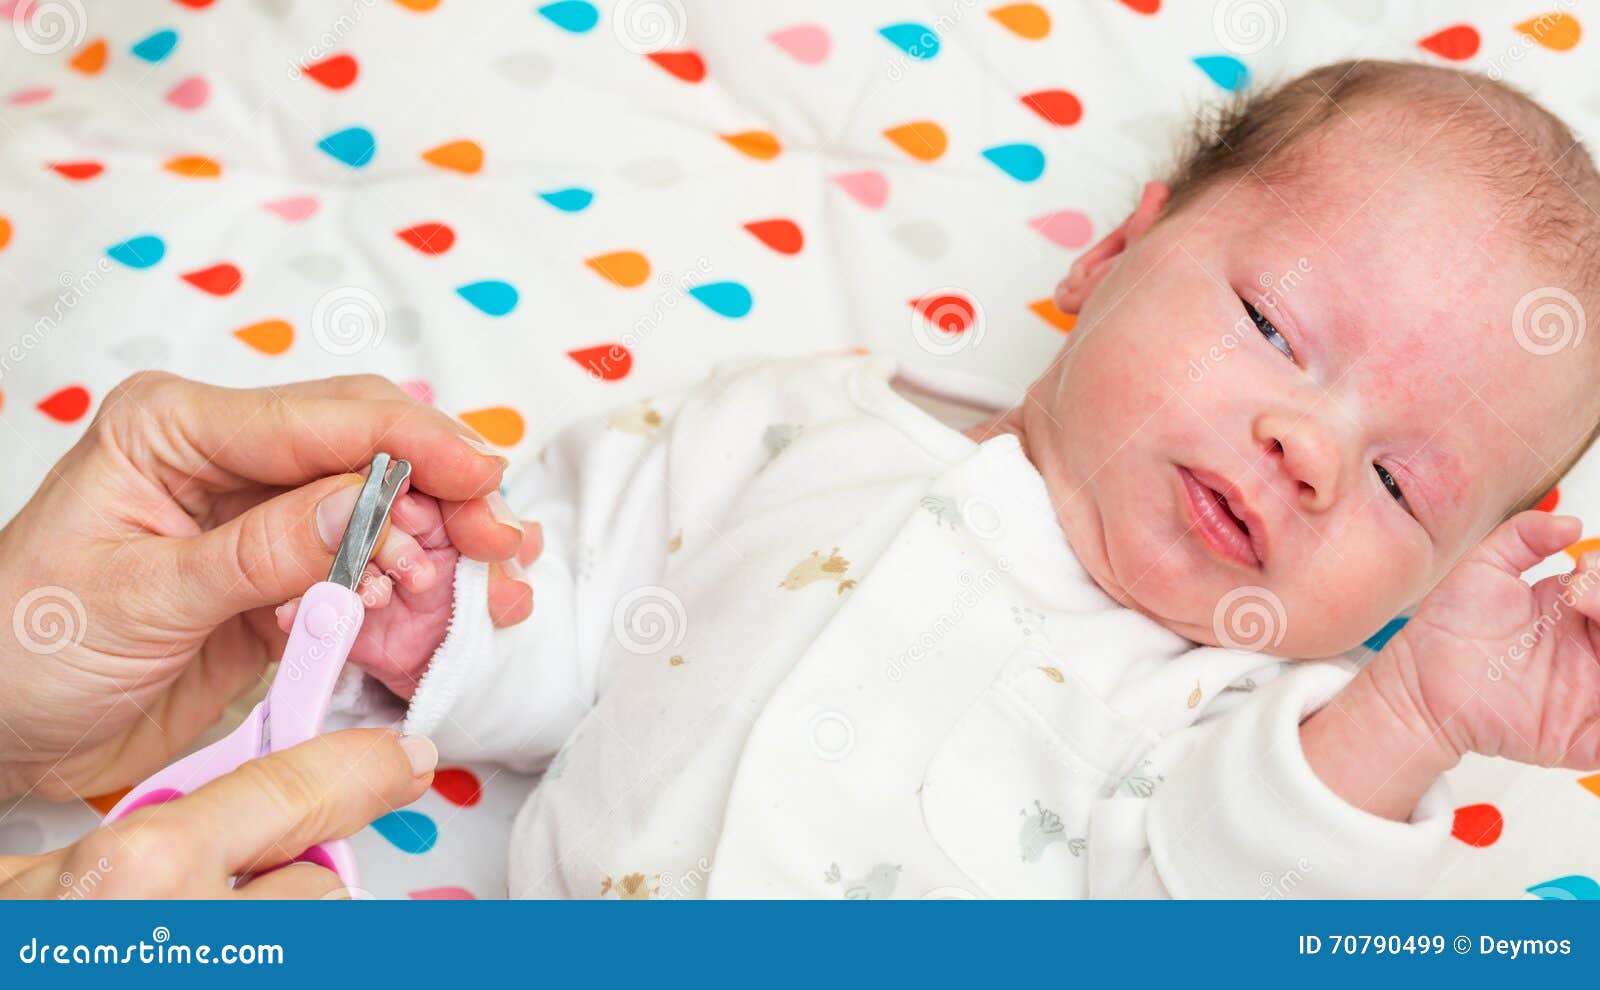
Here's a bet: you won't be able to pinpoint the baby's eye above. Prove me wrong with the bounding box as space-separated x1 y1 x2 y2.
1243 298 1294 361
1374 463 1412 513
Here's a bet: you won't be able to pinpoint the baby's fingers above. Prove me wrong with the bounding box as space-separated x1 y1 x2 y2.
1568 550 1600 624
1466 511 1582 577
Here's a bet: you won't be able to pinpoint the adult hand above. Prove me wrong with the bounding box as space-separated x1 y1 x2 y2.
0 729 435 899
0 372 538 800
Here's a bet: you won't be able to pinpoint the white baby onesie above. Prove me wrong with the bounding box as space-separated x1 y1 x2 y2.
403 352 1455 899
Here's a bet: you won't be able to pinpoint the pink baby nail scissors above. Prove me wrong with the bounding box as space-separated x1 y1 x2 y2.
103 453 412 889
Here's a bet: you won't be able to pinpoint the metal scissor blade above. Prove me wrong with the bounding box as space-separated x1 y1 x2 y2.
326 452 413 591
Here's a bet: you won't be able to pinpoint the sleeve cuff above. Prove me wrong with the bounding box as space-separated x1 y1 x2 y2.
1147 661 1454 898
402 556 495 741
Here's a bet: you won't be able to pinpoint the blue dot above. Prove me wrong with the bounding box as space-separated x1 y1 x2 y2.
1362 615 1409 653
317 126 377 169
981 143 1046 183
106 235 166 269
1193 55 1250 92
369 810 438 855
537 1 599 33
688 281 753 319
537 187 594 213
456 280 519 317
878 23 939 60
130 28 178 64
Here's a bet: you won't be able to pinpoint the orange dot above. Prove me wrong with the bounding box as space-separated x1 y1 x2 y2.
988 3 1051 40
0 215 10 252
69 38 107 75
459 406 525 447
163 155 221 179
584 250 651 288
883 121 947 162
391 0 441 9
1517 12 1581 51
1029 298 1077 333
720 130 781 161
233 320 294 355
84 787 132 816
1564 536 1600 561
421 140 484 174
1579 774 1600 799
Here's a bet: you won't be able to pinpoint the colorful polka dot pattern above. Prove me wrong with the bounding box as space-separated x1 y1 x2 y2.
2 4 1595 899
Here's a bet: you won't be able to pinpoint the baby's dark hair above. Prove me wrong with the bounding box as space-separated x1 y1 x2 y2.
1162 59 1600 517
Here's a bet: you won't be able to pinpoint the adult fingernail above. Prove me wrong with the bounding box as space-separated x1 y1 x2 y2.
519 521 543 566
461 432 509 468
492 557 531 589
486 491 520 533
316 484 362 551
399 734 438 777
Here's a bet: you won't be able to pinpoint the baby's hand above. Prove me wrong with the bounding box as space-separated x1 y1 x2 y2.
275 491 537 699
1383 511 1600 769
1302 510 1600 821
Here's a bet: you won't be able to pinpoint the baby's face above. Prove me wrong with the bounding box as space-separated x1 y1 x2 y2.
1025 164 1598 657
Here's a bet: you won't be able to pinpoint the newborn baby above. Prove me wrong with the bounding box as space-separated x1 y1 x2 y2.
292 60 1600 897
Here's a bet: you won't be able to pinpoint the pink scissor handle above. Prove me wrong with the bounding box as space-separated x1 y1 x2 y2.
104 581 366 890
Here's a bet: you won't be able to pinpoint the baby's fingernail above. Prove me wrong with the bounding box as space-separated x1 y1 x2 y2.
316 484 362 551
460 432 509 468
399 734 438 777
486 491 520 533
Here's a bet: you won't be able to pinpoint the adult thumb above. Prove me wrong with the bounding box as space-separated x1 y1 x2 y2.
165 474 367 628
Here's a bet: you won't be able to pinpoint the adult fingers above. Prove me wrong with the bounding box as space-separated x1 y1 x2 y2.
176 728 435 878
102 372 507 503
233 862 349 900
439 493 523 563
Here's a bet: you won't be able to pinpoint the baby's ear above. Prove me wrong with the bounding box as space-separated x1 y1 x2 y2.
1053 180 1170 314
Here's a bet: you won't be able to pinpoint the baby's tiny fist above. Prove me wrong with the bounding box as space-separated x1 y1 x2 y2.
279 490 460 699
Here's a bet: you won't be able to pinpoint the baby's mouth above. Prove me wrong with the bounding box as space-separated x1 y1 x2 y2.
1178 466 1264 569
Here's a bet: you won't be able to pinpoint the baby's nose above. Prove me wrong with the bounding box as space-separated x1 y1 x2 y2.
1253 413 1341 512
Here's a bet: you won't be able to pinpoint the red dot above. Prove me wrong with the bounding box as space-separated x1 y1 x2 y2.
430 767 482 807
1450 802 1503 847
742 218 803 255
1418 24 1480 61
396 222 455 255
36 385 91 423
568 344 632 382
646 50 706 83
302 53 359 90
1020 89 1082 127
1536 487 1560 512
